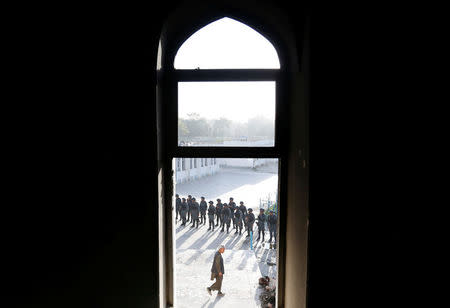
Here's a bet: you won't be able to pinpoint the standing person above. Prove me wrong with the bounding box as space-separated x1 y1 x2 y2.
220 202 226 230
245 208 255 238
256 208 267 241
190 197 200 228
175 194 181 221
180 198 188 226
228 197 236 229
207 201 216 231
199 196 207 225
206 245 226 297
215 199 223 227
234 207 243 235
221 203 231 234
187 195 192 222
239 201 247 228
267 210 278 243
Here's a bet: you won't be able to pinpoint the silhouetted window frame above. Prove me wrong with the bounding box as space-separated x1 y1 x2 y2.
157 11 293 308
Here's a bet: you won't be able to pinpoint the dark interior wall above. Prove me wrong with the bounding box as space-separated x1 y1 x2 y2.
8 1 308 307
6 1 412 307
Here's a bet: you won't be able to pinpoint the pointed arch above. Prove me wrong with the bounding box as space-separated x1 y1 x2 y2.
174 17 280 69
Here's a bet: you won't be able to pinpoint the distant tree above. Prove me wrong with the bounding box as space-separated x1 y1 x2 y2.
247 115 274 138
178 119 189 137
229 121 248 137
211 117 232 137
184 113 209 137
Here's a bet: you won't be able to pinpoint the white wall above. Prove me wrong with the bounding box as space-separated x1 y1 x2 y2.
175 158 220 184
218 157 277 168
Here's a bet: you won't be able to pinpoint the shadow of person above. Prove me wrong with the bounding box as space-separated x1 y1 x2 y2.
199 292 224 308
199 298 211 308
207 294 224 307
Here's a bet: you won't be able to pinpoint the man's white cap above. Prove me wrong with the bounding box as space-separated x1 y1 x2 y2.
218 245 225 250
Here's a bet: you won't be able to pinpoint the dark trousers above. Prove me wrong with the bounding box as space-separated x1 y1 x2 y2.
236 223 242 233
216 214 220 225
200 213 206 224
258 229 265 240
210 273 223 292
208 218 215 230
269 228 276 242
176 209 179 220
191 217 199 228
247 222 254 236
222 221 230 232
187 210 191 221
181 212 187 225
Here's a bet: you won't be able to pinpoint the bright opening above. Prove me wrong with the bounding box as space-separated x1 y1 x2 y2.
174 17 280 69
174 158 279 307
178 81 276 147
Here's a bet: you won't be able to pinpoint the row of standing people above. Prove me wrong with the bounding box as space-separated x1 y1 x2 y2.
175 194 278 243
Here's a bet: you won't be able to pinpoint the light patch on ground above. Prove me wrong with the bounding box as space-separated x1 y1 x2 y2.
175 167 278 210
176 249 262 308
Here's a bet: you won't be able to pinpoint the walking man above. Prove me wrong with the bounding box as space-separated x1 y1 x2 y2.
175 194 181 221
190 197 200 228
199 196 207 225
268 210 278 243
245 208 255 237
256 208 267 241
206 245 226 297
207 201 215 231
180 198 188 226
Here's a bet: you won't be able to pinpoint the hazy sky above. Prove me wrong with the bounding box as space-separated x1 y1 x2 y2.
174 17 280 69
178 81 275 122
175 17 278 122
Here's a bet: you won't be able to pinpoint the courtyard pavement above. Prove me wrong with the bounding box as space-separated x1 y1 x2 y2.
175 165 278 307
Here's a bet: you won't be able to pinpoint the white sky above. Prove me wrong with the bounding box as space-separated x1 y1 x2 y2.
175 17 279 122
178 82 275 122
174 17 280 69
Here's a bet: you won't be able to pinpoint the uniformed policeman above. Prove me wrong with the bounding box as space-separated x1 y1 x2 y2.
180 198 188 226
187 195 192 222
267 210 278 243
190 197 200 228
207 201 216 231
199 196 207 225
245 208 255 237
239 201 247 227
175 194 181 221
256 208 267 241
221 203 232 233
233 207 243 235
215 199 223 227
228 197 236 228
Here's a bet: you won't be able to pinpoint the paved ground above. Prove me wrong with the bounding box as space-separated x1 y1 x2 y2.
175 165 278 307
175 221 277 307
176 165 278 211
176 248 262 308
